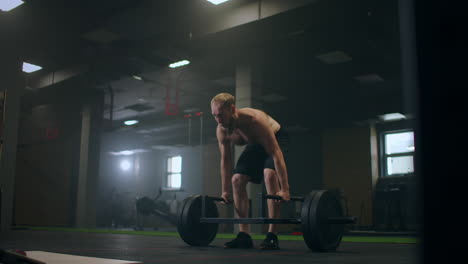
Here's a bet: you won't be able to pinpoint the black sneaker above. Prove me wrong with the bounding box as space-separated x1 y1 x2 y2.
259 232 280 250
224 232 254 249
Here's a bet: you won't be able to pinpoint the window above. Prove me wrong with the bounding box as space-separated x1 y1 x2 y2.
166 156 182 189
382 130 415 176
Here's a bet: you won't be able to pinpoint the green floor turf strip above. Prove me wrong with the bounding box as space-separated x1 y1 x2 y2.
19 226 418 244
341 236 417 244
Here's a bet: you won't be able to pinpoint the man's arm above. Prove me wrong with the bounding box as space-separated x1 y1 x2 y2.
253 120 290 201
217 126 233 202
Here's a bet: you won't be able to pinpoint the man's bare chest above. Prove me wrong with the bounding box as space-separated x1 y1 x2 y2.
228 128 251 146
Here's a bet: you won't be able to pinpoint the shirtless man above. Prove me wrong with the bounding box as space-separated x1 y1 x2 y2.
210 93 290 250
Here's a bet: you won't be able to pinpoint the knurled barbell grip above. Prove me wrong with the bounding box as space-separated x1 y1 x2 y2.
265 195 304 202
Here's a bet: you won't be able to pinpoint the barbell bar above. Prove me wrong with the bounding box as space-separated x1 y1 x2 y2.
177 189 357 252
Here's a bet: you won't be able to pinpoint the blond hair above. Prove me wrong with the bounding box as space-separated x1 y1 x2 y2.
210 93 235 108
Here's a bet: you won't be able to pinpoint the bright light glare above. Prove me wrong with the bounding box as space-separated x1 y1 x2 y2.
379 113 406 122
385 131 415 155
169 60 190 68
206 0 229 5
120 150 134 155
169 174 181 188
0 0 24 11
120 160 131 171
22 62 42 73
168 156 182 173
124 120 139 126
387 156 414 175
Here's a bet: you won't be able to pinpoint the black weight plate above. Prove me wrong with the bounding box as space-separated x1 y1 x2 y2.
301 190 344 252
177 195 219 246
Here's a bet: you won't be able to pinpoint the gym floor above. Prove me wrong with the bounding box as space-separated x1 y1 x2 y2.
0 229 419 264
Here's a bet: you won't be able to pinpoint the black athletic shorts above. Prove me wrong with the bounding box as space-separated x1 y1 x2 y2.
233 128 289 184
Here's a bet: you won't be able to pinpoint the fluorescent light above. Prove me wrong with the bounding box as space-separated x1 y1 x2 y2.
108 148 150 156
22 62 42 73
206 0 230 5
169 60 190 68
0 0 24 12
124 120 139 126
120 160 131 171
379 113 406 122
133 75 143 81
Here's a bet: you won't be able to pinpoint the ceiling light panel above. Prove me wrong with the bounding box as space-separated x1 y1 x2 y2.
0 0 24 12
206 0 230 5
169 60 190 68
22 62 42 73
379 113 406 122
124 120 139 126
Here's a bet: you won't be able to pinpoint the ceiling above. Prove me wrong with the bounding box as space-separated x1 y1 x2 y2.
3 0 404 151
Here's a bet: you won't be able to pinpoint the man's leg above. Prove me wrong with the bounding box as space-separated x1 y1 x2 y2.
232 173 251 233
264 168 281 233
224 173 254 249
260 168 281 250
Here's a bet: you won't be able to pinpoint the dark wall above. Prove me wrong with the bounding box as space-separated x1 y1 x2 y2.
15 103 81 226
322 125 375 227
14 80 104 227
286 130 323 195
320 121 418 231
258 31 403 130
0 91 4 138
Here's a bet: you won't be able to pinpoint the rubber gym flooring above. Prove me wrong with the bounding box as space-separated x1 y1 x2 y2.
0 228 419 264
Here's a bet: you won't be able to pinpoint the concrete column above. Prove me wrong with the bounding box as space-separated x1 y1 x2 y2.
75 104 91 227
75 102 100 228
74 89 104 228
235 62 263 234
398 0 418 116
0 56 23 232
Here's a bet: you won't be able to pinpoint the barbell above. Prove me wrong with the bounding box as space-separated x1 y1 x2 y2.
176 189 357 252
135 196 178 226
